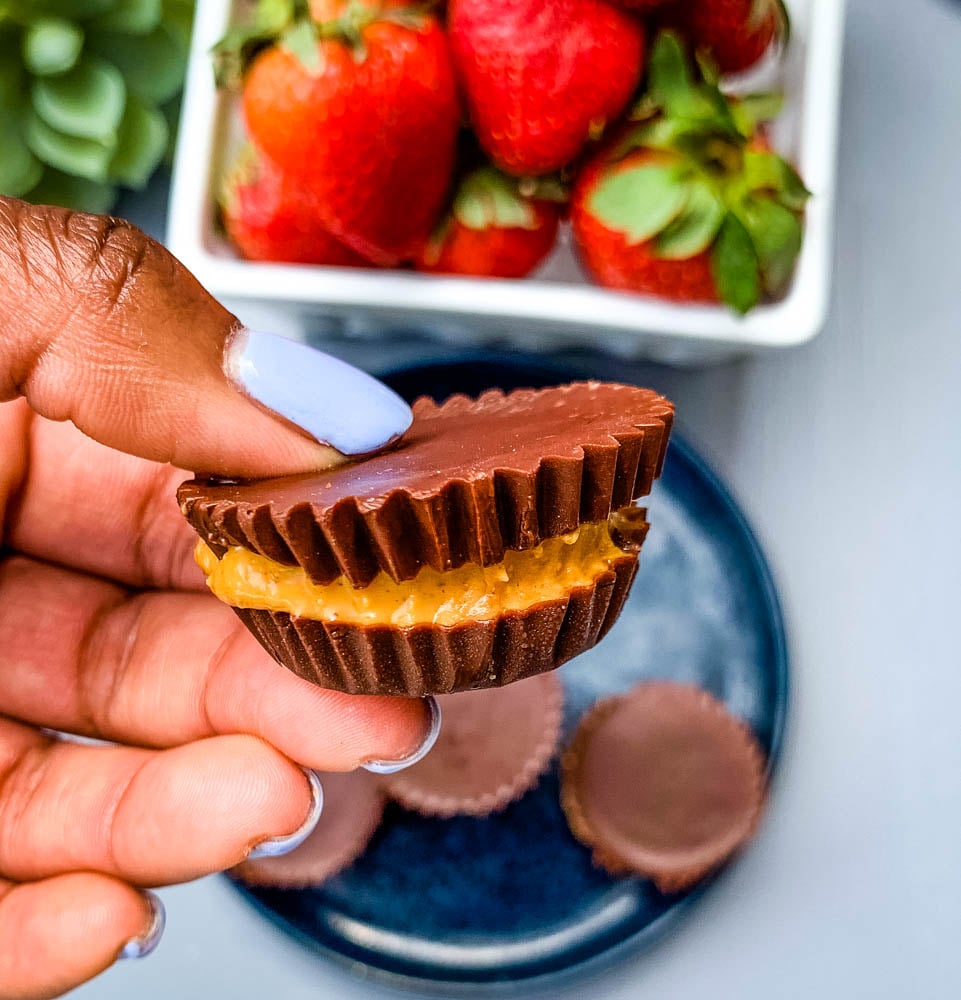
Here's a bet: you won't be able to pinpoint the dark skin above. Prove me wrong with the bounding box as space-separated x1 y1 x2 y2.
0 196 429 998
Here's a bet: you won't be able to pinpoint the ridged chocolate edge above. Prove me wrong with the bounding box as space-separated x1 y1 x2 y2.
381 673 566 818
559 683 768 893
180 385 673 586
233 554 639 696
230 782 386 889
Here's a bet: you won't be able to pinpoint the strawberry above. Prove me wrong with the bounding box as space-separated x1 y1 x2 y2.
416 167 563 278
571 32 809 313
448 0 646 177
678 0 790 75
217 0 460 266
609 0 674 9
222 146 369 266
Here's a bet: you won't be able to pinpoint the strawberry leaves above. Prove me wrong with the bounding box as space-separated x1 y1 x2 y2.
214 0 413 85
281 17 325 74
711 213 759 314
707 195 803 313
655 180 725 259
587 30 810 314
731 92 783 136
213 0 302 87
738 196 802 294
646 32 740 141
588 164 688 245
454 167 539 231
744 149 810 209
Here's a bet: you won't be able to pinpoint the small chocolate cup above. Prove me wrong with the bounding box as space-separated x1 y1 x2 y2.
179 382 670 696
380 672 565 817
561 682 766 892
231 770 385 889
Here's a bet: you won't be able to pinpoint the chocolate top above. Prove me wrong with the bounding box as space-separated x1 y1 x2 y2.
179 382 673 587
561 683 765 891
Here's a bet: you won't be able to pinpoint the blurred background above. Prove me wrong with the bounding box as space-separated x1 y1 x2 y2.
3 0 959 996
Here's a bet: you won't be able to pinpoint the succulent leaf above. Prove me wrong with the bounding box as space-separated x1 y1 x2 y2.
163 0 196 50
25 111 113 182
0 38 25 104
0 110 43 196
88 24 186 103
90 0 162 35
22 18 84 76
22 0 118 20
3 0 192 210
109 93 168 187
23 167 117 214
31 56 126 142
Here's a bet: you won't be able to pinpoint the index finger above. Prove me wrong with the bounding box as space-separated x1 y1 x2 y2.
0 196 410 477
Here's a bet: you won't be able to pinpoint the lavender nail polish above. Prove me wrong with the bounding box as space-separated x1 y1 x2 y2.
246 769 325 860
119 891 165 961
226 330 413 455
363 696 443 775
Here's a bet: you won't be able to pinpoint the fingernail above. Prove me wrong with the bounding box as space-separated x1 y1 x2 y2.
363 696 442 775
119 891 165 961
225 329 413 455
246 768 325 860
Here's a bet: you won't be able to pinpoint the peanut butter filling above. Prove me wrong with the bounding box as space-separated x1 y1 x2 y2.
195 520 634 628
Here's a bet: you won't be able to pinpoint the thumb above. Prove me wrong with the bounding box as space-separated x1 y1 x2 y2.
0 197 411 477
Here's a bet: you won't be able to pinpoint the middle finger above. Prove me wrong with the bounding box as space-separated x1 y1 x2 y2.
0 555 432 771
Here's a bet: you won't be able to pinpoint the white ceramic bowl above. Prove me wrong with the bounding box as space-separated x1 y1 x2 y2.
167 0 846 364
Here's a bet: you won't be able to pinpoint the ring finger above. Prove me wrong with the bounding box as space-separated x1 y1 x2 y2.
0 715 312 886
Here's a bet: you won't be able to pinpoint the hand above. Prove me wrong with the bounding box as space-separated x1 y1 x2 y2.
0 196 433 999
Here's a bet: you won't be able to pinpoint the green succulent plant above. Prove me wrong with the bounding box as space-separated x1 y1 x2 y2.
0 0 194 213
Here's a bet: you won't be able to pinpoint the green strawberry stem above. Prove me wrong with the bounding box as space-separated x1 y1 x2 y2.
588 30 810 314
453 167 538 231
213 0 435 85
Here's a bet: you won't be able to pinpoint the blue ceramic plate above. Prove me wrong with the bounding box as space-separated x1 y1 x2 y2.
230 358 789 993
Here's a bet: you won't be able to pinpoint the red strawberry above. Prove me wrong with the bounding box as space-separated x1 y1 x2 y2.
610 0 674 9
222 146 370 266
679 0 790 75
571 32 809 313
416 167 562 278
448 0 646 177
573 148 718 302
221 0 459 266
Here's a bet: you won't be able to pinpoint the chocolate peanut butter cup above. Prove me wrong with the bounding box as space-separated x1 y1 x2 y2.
561 683 766 892
179 382 673 695
232 770 385 888
380 673 564 817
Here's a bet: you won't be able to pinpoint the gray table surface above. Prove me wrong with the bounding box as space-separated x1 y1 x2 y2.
73 0 961 996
